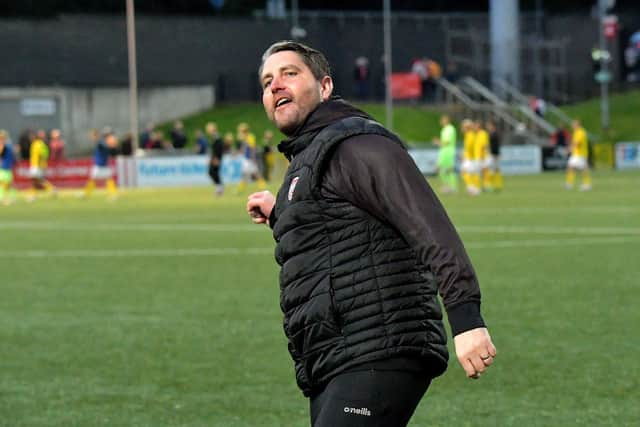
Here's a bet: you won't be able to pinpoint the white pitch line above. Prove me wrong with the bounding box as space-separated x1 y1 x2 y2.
457 225 640 235
0 222 262 232
2 222 640 236
2 236 639 258
0 248 274 258
465 236 640 249
470 206 639 214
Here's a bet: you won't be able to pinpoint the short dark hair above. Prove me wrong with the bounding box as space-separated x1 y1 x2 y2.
259 40 332 82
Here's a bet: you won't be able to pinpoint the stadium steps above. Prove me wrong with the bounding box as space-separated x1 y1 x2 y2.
437 77 547 146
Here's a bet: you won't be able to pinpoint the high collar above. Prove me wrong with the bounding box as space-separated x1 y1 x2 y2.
277 96 372 160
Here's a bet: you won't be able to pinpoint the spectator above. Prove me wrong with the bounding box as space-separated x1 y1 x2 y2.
551 126 570 157
624 30 640 82
411 57 441 102
535 98 546 118
445 62 460 83
194 129 209 155
425 58 442 101
529 96 546 118
140 122 155 148
170 120 188 149
120 133 133 156
48 129 65 163
411 57 429 101
145 131 167 150
353 56 370 99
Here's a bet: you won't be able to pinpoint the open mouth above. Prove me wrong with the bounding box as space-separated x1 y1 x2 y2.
275 98 292 109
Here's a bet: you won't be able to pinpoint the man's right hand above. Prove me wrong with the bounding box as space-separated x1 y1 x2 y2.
246 191 275 225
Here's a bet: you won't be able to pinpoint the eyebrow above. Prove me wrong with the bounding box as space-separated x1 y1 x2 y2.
261 63 302 83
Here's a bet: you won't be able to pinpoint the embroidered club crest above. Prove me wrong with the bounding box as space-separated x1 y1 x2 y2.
288 176 299 201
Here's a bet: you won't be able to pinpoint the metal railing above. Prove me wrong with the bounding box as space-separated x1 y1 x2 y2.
494 78 573 128
458 76 556 141
437 77 544 145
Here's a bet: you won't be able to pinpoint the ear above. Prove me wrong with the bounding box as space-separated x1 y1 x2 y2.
319 76 334 101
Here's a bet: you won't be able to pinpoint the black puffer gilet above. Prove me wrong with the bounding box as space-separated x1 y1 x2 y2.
272 116 448 396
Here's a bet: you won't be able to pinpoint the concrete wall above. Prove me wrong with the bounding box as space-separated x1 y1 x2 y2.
0 85 214 154
5 13 636 102
1 13 637 105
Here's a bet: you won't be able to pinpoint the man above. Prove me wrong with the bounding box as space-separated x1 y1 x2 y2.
486 120 504 191
460 118 480 195
140 122 155 149
48 129 65 163
236 122 266 193
566 119 592 191
0 130 17 205
246 41 496 427
18 129 33 161
473 120 491 191
433 114 458 193
27 129 56 202
81 128 118 199
205 122 225 196
170 120 188 150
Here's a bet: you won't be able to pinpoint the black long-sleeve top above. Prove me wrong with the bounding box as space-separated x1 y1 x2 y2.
320 134 485 337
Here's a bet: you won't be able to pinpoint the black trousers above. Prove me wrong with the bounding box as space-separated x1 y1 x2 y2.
208 165 220 185
309 369 431 427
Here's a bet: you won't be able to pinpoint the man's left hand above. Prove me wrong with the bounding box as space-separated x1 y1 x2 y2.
453 327 497 379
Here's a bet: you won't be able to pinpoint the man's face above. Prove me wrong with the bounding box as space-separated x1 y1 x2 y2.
260 50 333 135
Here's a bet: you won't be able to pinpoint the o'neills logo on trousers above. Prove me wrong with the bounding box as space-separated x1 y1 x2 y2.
343 407 372 416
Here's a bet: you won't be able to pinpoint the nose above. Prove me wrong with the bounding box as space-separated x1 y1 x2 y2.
269 75 285 93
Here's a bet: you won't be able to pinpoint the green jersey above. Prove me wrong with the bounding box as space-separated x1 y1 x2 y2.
440 123 457 149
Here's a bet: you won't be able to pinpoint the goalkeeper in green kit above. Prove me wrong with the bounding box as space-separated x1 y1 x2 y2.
433 114 458 194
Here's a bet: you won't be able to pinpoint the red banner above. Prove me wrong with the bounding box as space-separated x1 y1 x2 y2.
13 158 117 189
390 72 422 99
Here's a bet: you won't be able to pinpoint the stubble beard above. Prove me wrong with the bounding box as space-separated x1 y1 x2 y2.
267 86 323 136
274 108 302 136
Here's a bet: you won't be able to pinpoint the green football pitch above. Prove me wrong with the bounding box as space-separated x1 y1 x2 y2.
1 170 639 427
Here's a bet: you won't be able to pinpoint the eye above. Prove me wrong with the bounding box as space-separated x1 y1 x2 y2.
263 79 272 89
285 71 297 77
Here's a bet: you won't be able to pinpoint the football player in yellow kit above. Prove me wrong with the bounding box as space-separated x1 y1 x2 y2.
460 119 480 196
565 119 591 191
